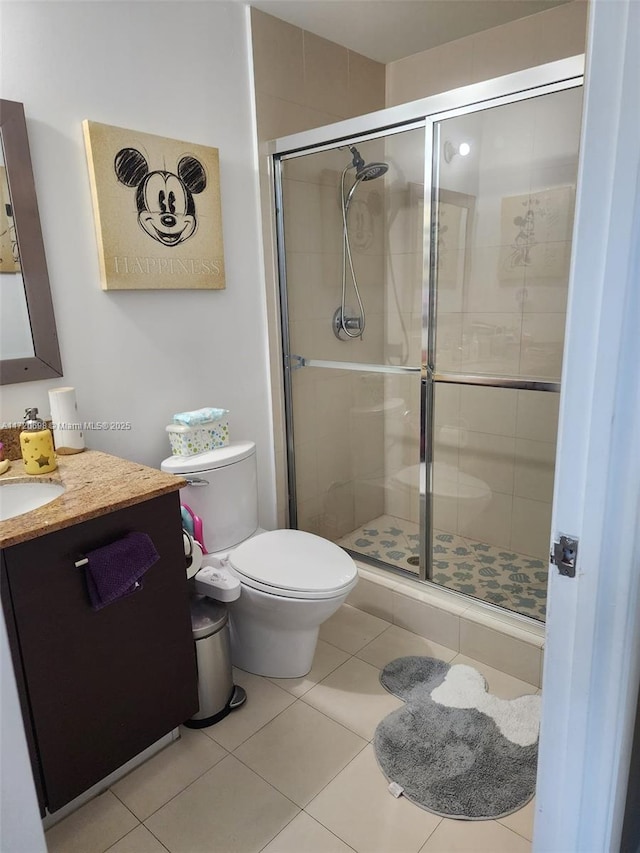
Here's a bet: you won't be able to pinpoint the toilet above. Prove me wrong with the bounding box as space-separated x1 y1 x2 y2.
391 461 492 527
161 441 358 678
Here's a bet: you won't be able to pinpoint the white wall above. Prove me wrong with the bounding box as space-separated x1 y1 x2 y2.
0 1 276 527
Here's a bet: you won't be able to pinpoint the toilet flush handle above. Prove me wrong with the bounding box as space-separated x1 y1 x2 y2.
185 476 209 486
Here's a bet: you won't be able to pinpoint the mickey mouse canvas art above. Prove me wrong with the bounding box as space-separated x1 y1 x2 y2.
83 121 225 290
113 148 206 248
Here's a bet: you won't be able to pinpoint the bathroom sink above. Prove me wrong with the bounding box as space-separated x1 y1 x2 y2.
0 481 66 522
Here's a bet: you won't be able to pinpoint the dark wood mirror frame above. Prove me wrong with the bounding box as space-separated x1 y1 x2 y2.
0 99 62 384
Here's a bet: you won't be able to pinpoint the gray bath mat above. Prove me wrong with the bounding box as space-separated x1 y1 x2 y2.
374 656 541 820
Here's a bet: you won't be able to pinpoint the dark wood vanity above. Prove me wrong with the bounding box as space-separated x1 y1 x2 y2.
0 452 198 814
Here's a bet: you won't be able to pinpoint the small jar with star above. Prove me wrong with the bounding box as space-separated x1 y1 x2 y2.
20 408 58 475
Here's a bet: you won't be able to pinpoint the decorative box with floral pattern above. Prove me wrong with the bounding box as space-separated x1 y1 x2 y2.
166 418 230 456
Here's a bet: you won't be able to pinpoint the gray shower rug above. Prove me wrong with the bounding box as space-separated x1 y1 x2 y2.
374 656 541 820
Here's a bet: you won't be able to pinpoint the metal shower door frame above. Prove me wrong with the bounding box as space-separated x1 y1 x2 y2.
273 120 425 544
420 73 583 582
271 56 584 587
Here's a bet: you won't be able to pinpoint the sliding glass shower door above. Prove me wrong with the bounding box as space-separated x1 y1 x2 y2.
274 60 583 622
428 85 583 620
277 127 425 573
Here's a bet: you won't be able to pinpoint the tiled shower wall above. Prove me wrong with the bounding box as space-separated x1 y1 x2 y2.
385 1 588 107
380 8 586 560
430 89 581 560
250 9 386 529
433 386 560 559
251 4 587 548
379 92 581 561
251 9 386 141
282 147 387 538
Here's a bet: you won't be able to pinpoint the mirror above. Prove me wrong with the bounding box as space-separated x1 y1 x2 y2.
0 99 62 384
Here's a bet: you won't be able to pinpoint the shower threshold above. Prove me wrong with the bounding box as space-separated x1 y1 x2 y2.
337 514 547 621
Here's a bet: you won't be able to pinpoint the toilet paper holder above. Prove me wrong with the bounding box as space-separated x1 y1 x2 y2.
184 530 203 578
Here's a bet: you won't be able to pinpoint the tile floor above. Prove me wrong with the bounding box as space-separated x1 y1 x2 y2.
338 515 547 621
45 604 538 853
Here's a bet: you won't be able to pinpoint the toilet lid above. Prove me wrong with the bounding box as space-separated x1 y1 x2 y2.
393 462 491 500
228 530 357 596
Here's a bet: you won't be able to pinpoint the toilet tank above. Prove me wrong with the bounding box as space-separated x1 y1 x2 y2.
161 441 258 553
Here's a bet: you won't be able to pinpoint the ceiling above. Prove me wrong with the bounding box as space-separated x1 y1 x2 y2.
247 0 572 64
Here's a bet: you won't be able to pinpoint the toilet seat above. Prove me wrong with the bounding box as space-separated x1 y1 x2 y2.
227 529 358 601
393 462 492 501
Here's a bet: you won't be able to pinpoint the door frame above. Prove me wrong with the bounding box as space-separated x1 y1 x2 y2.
534 0 640 848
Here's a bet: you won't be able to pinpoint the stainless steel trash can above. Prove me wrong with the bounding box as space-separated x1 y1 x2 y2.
184 595 246 728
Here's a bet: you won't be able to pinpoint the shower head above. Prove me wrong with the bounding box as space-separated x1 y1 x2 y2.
348 146 388 182
343 146 389 210
356 161 389 181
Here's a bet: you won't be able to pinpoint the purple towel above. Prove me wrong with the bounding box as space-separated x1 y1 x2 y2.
84 532 159 611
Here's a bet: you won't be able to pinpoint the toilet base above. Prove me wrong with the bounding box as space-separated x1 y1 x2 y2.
230 620 320 679
227 575 355 678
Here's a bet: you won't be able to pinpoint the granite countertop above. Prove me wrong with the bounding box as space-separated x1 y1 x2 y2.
0 450 186 548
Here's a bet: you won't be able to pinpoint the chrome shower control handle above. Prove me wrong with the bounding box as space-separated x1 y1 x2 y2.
343 317 363 331
333 307 363 340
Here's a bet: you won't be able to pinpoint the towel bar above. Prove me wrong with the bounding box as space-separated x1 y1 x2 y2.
76 554 141 592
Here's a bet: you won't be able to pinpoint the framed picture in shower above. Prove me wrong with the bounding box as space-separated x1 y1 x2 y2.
498 185 575 281
407 185 474 291
434 189 475 291
83 120 225 290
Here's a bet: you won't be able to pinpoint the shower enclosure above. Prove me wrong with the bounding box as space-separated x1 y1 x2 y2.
272 57 584 622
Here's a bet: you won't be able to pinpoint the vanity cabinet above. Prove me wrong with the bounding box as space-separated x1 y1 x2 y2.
1 491 198 813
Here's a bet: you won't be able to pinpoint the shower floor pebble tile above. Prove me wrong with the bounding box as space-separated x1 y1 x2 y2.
338 514 548 620
46 606 535 853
